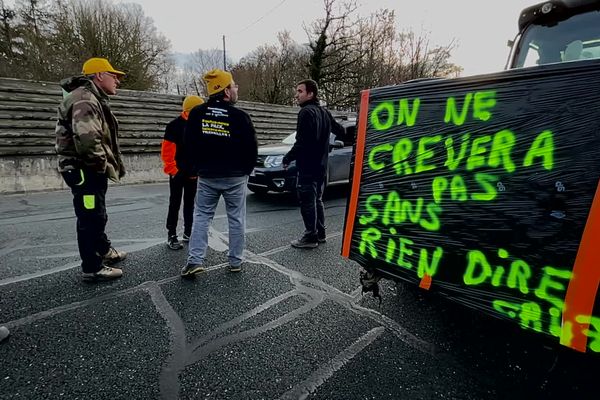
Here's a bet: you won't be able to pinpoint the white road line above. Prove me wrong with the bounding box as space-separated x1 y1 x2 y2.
0 238 164 287
279 327 386 400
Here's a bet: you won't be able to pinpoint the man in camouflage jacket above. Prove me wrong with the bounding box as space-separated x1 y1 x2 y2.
55 57 127 281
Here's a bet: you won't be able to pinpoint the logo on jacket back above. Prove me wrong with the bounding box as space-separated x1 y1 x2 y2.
202 107 231 137
207 107 228 118
202 119 230 137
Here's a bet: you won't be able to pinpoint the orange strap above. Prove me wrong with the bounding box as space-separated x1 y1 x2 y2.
419 274 433 290
561 179 600 352
342 90 370 258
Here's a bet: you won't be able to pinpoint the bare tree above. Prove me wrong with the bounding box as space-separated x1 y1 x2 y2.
7 0 56 80
184 48 230 95
393 30 462 82
188 49 227 74
0 0 173 90
232 31 308 105
0 0 17 77
148 48 232 96
353 9 398 89
51 0 173 89
164 60 199 96
1 0 462 99
305 0 360 107
224 0 461 108
303 0 461 109
223 1 461 108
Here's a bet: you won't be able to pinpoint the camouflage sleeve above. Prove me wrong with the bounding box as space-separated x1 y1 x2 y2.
71 98 107 173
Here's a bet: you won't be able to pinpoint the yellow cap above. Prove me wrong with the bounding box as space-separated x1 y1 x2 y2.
82 57 125 76
203 69 233 96
182 95 204 112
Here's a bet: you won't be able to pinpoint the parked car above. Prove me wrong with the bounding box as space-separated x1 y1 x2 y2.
248 119 356 194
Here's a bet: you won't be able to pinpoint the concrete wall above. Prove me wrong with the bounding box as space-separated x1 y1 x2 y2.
0 76 353 194
0 153 164 193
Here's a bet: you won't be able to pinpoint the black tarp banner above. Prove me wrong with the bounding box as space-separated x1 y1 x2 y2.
342 60 600 354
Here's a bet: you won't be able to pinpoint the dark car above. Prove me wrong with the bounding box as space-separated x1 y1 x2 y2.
248 120 356 194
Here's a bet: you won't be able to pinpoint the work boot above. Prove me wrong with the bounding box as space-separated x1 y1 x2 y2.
82 266 123 282
291 236 318 249
102 247 127 265
318 227 327 243
167 235 183 250
0 326 9 342
229 264 242 273
181 263 204 279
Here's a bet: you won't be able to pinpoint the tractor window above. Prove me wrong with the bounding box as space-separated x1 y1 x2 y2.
513 10 600 68
521 43 541 68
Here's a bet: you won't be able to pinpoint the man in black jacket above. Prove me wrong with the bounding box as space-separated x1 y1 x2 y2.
180 69 258 277
283 79 342 248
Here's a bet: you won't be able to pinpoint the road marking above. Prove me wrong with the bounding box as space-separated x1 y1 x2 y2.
246 251 435 354
3 221 438 399
4 282 155 329
0 261 81 287
186 296 324 366
279 327 385 400
0 238 164 287
0 203 155 226
147 283 188 400
188 290 299 350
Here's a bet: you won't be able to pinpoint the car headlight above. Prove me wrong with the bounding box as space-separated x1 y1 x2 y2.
264 155 284 168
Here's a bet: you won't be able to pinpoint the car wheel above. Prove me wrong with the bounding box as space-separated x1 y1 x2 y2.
248 186 269 195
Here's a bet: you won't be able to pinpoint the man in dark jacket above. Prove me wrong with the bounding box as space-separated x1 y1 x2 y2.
55 57 127 281
283 79 342 248
180 69 258 277
161 95 204 250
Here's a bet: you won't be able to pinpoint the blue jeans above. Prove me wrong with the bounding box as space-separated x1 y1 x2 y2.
187 176 248 267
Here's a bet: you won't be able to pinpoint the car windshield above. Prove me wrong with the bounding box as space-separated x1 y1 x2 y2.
281 132 341 146
513 10 600 68
282 133 296 145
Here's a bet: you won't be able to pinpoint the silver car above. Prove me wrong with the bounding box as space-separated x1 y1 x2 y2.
248 120 356 194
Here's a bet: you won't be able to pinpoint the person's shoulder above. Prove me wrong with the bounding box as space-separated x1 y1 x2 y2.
71 86 95 102
298 104 319 119
298 105 314 114
166 115 183 128
195 102 209 111
188 102 209 117
226 102 243 113
69 86 102 116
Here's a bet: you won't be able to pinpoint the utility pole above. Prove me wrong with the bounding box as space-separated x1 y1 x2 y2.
222 35 227 70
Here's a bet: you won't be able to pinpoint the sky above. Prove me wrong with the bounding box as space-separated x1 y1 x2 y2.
111 0 536 76
4 0 537 75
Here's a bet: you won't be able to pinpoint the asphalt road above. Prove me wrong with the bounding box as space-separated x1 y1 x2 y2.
0 182 597 399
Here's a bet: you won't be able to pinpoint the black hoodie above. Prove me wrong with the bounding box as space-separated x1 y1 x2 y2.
182 98 258 178
283 99 340 178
